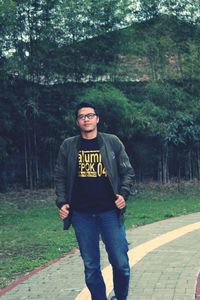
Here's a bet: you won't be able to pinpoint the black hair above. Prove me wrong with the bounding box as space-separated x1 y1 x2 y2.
75 102 99 118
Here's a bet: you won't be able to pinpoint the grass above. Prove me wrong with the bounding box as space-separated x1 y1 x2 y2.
0 182 200 288
125 181 200 227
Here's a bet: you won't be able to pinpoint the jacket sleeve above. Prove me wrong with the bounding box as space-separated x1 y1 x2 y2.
116 137 135 201
54 144 68 209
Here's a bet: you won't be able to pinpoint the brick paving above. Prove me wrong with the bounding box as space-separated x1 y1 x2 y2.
1 212 200 300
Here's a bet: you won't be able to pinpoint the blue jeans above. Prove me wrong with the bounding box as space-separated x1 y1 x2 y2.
71 209 130 300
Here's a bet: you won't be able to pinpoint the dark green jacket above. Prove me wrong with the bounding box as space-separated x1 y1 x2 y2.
55 132 135 209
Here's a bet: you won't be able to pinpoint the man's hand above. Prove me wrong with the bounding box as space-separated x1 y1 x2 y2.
115 194 126 209
59 204 70 220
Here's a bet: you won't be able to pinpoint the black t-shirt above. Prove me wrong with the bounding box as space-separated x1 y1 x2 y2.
71 137 116 213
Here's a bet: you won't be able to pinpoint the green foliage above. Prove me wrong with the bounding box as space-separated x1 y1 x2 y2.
77 84 133 137
0 79 200 186
1 1 200 82
1 2 200 185
165 114 200 146
135 0 160 21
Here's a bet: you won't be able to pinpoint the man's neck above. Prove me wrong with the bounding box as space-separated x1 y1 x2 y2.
81 130 97 140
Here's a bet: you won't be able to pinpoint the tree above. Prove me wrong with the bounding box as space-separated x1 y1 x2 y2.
0 81 14 191
77 83 133 138
134 0 160 21
88 0 131 34
164 114 200 182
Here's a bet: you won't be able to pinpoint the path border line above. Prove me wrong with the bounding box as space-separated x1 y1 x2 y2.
0 249 78 297
74 222 200 300
196 273 200 300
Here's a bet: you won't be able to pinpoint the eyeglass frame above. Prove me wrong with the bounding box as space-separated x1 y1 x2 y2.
77 113 98 120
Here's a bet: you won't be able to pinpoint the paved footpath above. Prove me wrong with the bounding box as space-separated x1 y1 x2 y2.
1 212 200 300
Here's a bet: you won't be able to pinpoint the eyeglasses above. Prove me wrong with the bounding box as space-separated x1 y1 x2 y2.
77 113 97 120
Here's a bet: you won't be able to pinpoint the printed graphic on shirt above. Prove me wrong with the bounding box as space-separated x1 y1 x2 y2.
78 150 108 177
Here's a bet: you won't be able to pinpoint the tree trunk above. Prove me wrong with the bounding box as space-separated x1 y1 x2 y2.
28 130 33 190
34 118 39 188
162 145 169 184
49 147 54 188
157 155 162 183
149 55 158 81
196 142 200 180
188 149 192 180
177 50 184 80
177 151 181 192
24 133 29 188
185 149 192 180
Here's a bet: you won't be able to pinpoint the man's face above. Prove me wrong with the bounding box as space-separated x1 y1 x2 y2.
76 107 99 134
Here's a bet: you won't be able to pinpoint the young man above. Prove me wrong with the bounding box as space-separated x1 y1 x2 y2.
55 102 135 300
